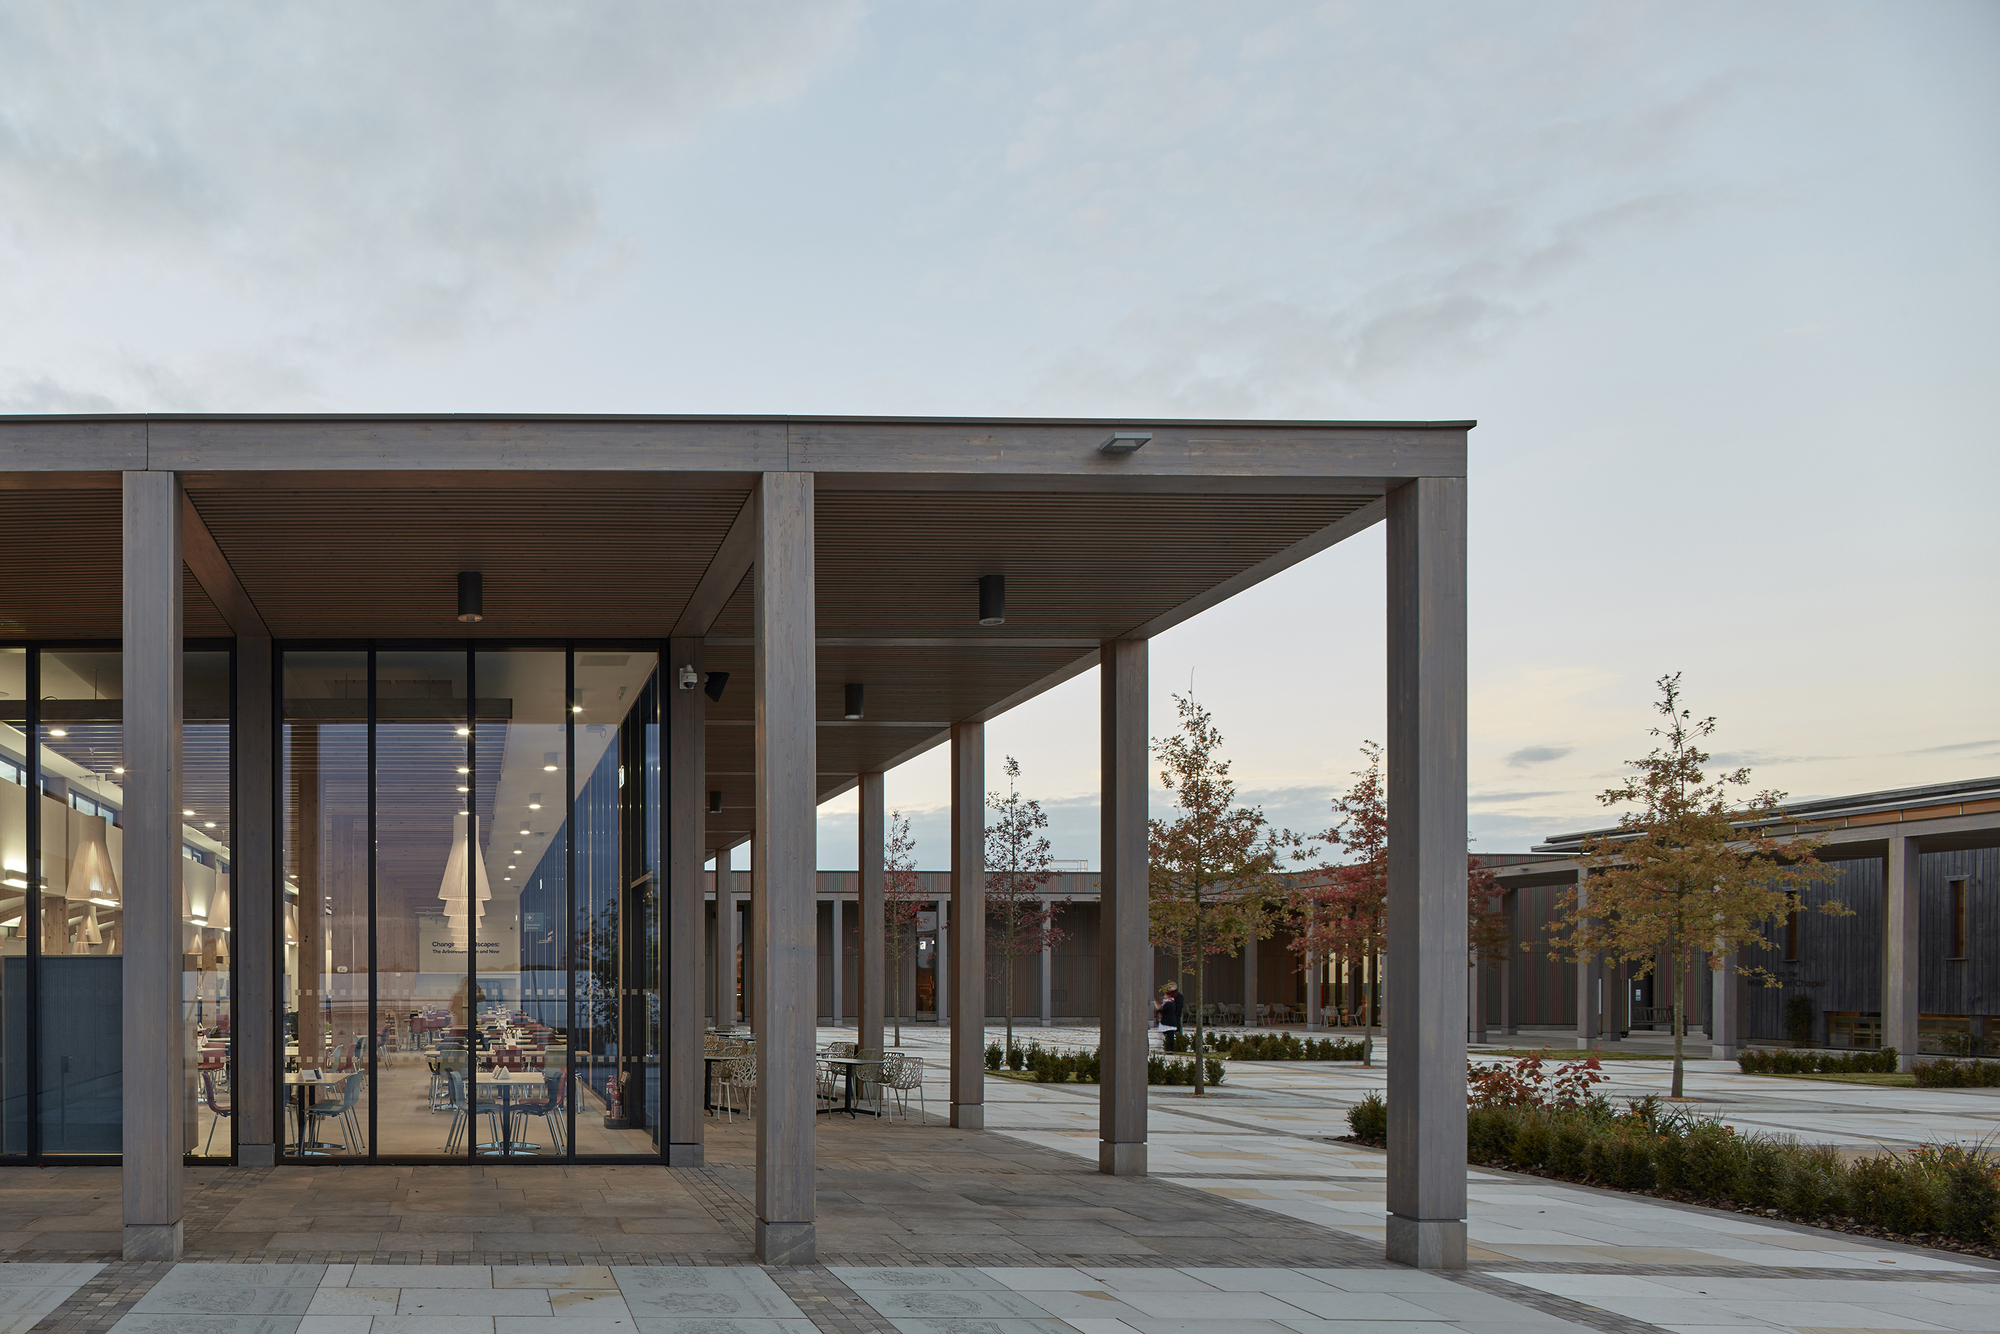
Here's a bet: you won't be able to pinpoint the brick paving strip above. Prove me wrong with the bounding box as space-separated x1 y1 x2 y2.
25 1261 169 1334
770 1264 902 1334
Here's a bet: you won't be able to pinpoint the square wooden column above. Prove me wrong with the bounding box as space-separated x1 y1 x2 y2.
1884 835 1920 1072
857 772 885 1058
1710 948 1742 1060
1243 920 1258 1028
713 845 737 1026
232 636 277 1167
948 720 985 1128
753 471 816 1264
666 635 706 1166
1384 475 1467 1270
122 470 185 1260
830 897 843 1025
1099 636 1148 1176
1574 872 1597 1049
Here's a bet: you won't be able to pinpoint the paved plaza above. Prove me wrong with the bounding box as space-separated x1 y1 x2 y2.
1 1029 1995 1333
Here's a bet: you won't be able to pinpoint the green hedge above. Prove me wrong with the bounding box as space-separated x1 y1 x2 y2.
993 1041 1223 1087
1738 1047 1898 1074
1209 1032 1371 1062
1350 1093 1999 1247
1914 1058 2000 1088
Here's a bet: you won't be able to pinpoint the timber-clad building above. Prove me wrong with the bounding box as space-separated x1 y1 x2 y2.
0 412 1473 1269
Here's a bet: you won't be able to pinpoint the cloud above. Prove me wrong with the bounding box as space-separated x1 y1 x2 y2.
1707 750 1841 768
1910 739 2000 754
0 0 863 392
1469 791 1561 805
1505 744 1573 767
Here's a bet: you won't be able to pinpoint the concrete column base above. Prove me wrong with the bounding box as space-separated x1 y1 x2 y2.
1098 1141 1146 1176
1711 1043 1737 1061
950 1103 984 1130
755 1219 815 1265
1385 1215 1465 1269
1574 1036 1593 1050
667 1143 705 1168
123 1222 183 1261
237 1144 275 1168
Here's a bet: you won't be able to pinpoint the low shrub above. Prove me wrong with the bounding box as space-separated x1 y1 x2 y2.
984 1042 1003 1071
1850 1154 1941 1237
1783 1146 1847 1219
1914 1059 2000 1088
1917 1143 2000 1245
1738 1047 1898 1075
1147 1054 1226 1086
1467 1106 1514 1162
1005 1043 1026 1071
1509 1115 1552 1170
1347 1091 1387 1141
1212 1032 1370 1062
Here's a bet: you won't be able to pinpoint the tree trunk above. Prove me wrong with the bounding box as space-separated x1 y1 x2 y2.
1670 954 1685 1098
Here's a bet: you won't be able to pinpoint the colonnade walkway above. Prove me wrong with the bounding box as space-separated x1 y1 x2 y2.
1 1031 1996 1332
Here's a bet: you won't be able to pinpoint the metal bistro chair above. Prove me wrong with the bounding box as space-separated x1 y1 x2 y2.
719 1055 757 1122
200 1070 233 1154
509 1070 567 1155
826 1040 857 1057
443 1069 502 1155
882 1053 927 1121
306 1070 365 1154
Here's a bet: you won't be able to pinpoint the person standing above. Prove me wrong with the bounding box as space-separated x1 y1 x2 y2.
1159 983 1185 1051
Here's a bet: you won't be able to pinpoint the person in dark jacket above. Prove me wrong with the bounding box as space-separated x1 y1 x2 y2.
1159 984 1185 1050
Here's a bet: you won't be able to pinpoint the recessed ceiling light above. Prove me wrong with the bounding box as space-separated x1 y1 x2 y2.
456 726 471 737
519 828 530 835
49 728 67 737
571 704 583 713
456 785 470 793
507 865 516 870
457 766 470 774
183 809 195 817
528 802 541 810
112 767 125 774
204 821 216 828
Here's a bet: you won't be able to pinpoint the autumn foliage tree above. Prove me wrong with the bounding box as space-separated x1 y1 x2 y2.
1543 673 1842 1096
1286 741 1507 1028
881 811 928 1047
1149 694 1295 1094
985 756 1065 1058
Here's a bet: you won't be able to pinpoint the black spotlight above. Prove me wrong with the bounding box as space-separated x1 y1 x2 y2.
703 671 730 702
709 790 722 815
844 683 864 719
978 573 1006 626
457 571 483 623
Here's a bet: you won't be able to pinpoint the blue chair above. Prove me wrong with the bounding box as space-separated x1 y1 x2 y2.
201 1070 232 1154
306 1071 365 1153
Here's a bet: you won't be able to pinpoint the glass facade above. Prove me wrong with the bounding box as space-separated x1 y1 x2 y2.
0 645 233 1161
281 646 663 1161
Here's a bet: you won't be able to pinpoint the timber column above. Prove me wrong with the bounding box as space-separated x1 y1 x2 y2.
1384 475 1468 1270
1099 636 1148 1176
753 471 816 1264
666 635 705 1166
233 636 277 1167
948 721 985 1128
1884 835 1919 1072
123 471 185 1260
1574 871 1597 1049
857 772 885 1058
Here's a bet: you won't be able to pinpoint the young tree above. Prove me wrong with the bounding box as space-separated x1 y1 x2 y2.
1544 673 1843 1096
1149 694 1295 1094
1286 742 1510 1028
984 756 1065 1058
881 811 928 1047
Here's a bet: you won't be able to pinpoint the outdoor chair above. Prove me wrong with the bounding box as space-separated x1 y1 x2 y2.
826 1040 857 1057
307 1071 365 1154
882 1053 927 1121
719 1056 757 1122
443 1069 503 1154
200 1069 232 1154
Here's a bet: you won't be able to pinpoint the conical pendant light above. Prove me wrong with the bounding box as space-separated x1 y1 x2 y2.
437 813 493 941
70 813 120 907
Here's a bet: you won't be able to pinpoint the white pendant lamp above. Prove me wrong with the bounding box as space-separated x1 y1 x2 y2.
70 813 120 907
437 813 493 941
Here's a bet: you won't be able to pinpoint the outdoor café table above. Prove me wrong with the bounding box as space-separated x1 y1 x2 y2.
815 1057 883 1119
474 1071 545 1157
283 1070 351 1157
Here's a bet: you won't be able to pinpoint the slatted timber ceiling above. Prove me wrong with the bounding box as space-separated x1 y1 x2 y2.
0 489 231 638
187 486 748 639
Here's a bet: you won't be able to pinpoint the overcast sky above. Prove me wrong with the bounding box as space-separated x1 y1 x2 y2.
4 1 1994 868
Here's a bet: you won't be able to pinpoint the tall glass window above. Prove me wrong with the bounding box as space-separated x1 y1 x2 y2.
277 646 662 1161
0 647 27 1154
184 651 233 1160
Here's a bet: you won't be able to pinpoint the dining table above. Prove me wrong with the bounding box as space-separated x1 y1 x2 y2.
816 1056 883 1119
473 1070 547 1156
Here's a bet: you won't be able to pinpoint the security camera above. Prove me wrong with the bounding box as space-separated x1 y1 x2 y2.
678 665 699 690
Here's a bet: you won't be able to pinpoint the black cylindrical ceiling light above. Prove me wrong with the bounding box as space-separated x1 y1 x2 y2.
978 573 1006 626
844 683 864 719
709 790 722 814
704 671 730 702
457 571 484 623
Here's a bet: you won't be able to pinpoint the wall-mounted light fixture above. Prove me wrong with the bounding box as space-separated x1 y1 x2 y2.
704 671 730 702
457 571 484 622
978 574 1006 627
844 683 864 719
709 790 722 814
1098 431 1151 454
